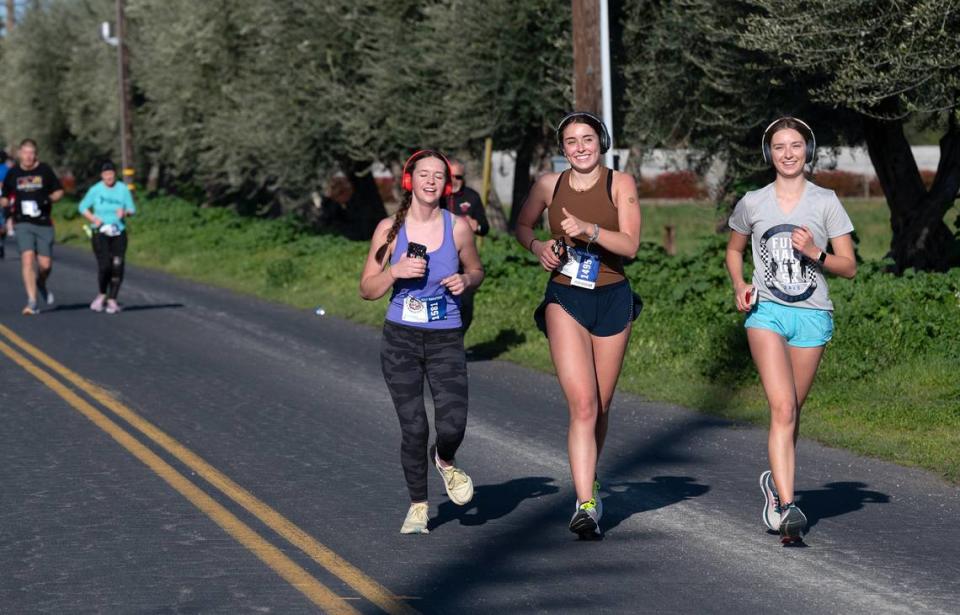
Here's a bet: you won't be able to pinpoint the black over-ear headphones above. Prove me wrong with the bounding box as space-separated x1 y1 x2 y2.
556 111 611 155
761 117 816 165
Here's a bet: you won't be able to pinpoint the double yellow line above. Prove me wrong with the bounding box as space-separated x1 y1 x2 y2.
0 323 417 615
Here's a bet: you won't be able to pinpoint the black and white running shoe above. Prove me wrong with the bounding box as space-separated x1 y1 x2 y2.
778 503 808 543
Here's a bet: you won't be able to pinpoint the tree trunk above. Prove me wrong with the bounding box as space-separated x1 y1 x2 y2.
484 188 509 233
507 130 539 231
342 160 387 241
5 0 14 34
862 105 959 273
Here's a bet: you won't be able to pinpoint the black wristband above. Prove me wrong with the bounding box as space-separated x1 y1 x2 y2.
527 237 537 252
818 249 827 264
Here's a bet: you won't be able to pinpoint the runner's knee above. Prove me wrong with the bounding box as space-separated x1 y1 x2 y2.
769 400 798 427
568 395 599 423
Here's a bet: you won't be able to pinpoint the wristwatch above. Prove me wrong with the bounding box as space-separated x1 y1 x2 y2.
588 223 600 243
817 249 827 264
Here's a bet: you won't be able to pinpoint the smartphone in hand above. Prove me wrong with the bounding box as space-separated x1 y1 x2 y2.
407 242 427 259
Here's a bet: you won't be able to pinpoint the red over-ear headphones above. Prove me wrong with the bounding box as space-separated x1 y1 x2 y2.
400 149 454 197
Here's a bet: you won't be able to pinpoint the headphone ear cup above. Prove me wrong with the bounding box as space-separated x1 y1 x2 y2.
401 172 412 193
805 142 815 165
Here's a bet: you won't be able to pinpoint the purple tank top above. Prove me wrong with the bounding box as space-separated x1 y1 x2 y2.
386 209 462 329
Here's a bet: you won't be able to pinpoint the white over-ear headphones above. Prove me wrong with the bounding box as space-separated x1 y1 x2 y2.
761 117 816 165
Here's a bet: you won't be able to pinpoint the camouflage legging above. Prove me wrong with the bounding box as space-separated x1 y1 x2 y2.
380 321 468 502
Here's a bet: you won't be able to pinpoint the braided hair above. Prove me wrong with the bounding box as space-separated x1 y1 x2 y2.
375 191 413 264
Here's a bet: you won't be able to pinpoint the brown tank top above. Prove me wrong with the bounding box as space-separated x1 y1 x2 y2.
548 166 625 287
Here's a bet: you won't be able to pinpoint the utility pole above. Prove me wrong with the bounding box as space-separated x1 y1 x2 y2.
572 0 601 116
116 0 134 188
6 0 15 35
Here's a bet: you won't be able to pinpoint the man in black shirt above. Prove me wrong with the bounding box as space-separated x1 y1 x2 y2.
0 139 64 314
446 159 489 334
447 159 489 237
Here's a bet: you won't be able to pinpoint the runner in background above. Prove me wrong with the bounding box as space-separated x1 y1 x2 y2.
0 139 64 314
79 160 137 314
446 158 489 334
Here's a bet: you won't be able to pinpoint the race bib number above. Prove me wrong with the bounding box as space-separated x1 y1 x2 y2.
20 200 40 218
559 247 600 289
99 223 122 237
402 294 447 323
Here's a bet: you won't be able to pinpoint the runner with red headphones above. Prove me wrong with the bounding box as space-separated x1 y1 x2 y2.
360 149 484 534
515 111 642 539
725 117 857 544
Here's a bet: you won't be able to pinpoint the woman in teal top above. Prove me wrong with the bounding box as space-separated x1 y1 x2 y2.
78 160 136 314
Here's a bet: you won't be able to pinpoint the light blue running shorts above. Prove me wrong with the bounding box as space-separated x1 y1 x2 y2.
745 301 833 348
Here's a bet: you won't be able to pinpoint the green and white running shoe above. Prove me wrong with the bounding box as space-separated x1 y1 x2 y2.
569 498 601 538
577 480 603 517
400 502 430 534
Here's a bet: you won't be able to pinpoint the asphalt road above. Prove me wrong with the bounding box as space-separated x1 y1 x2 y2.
0 243 957 614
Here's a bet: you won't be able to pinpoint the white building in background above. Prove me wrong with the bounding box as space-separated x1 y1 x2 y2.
489 146 942 206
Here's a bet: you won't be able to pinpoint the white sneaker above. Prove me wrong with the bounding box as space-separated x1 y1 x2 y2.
37 281 53 306
760 470 781 531
90 295 106 312
106 299 121 314
431 445 473 505
400 502 429 534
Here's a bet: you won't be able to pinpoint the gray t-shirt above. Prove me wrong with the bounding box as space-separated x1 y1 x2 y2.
728 181 854 311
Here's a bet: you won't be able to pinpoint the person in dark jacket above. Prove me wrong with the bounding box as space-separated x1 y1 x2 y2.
446 159 489 333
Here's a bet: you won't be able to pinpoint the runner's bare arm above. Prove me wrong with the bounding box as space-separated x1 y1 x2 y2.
725 230 753 311
515 172 559 254
516 172 563 271
360 217 419 300
792 226 856 279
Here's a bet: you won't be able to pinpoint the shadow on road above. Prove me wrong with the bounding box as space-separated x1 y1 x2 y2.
431 476 559 530
410 414 719 612
601 476 710 533
466 328 526 362
797 481 890 531
51 302 185 313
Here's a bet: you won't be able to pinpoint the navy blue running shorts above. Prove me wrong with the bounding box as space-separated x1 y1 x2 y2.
535 279 643 337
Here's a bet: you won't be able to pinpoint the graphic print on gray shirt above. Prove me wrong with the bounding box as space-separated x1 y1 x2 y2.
728 181 854 312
